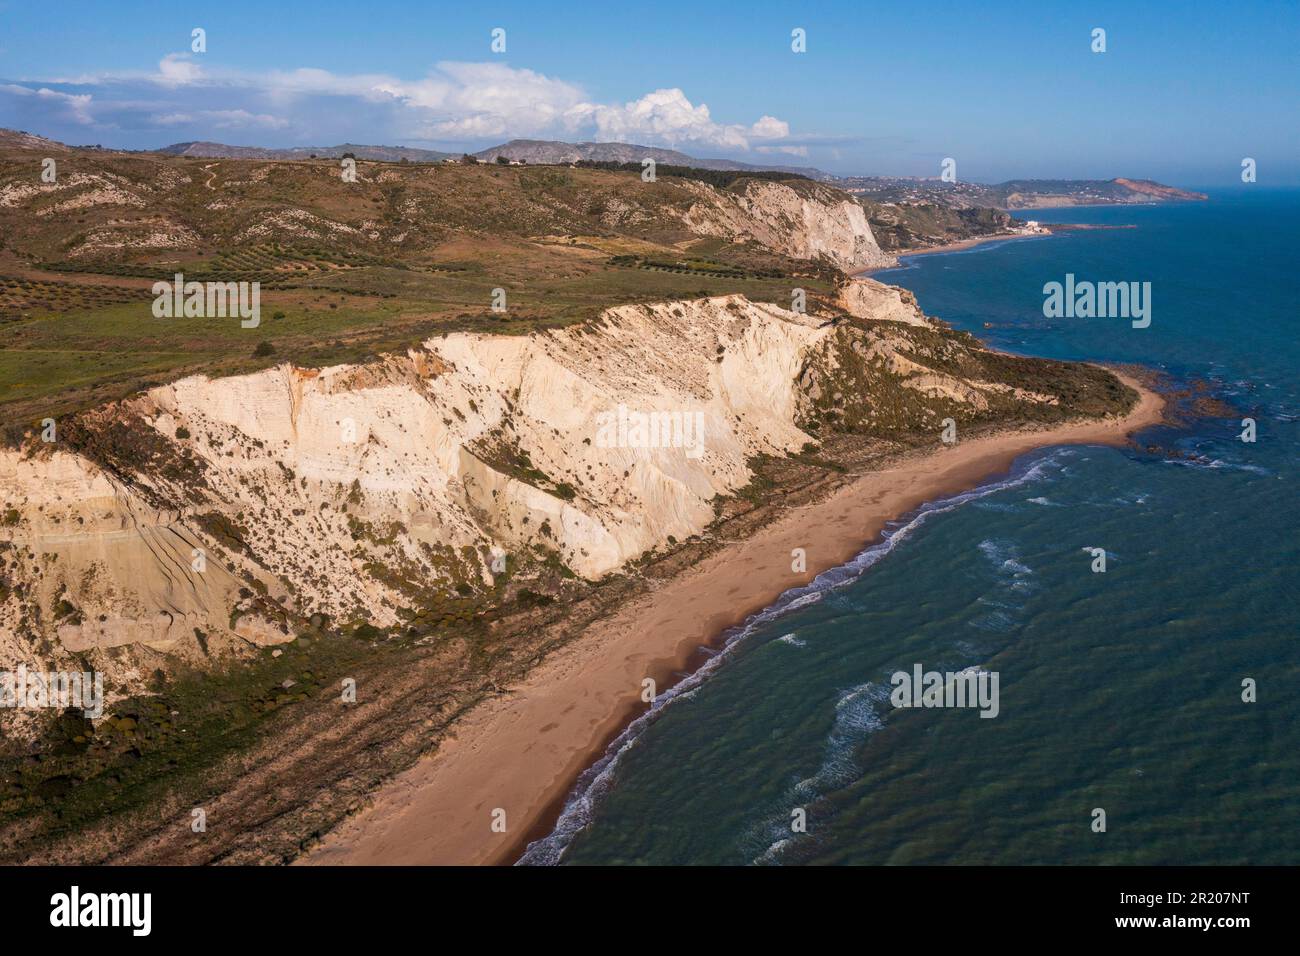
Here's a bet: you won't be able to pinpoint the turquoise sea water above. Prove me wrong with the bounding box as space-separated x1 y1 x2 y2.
525 191 1300 866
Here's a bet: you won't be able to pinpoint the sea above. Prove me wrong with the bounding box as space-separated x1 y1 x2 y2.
521 188 1300 866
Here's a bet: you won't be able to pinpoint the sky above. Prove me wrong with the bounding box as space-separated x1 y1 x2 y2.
1 0 1296 185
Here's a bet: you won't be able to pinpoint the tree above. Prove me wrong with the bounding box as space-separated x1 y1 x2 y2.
495 155 509 165
460 153 478 165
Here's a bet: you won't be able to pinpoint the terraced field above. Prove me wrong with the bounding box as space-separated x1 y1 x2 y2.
0 136 847 436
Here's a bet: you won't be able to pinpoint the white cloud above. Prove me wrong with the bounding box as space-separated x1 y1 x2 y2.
0 84 94 124
207 109 288 130
750 115 790 140
4 60 800 154
375 62 588 139
755 144 809 157
153 109 287 130
156 54 203 87
565 88 784 150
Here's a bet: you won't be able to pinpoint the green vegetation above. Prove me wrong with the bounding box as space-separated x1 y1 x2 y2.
0 152 840 435
867 204 1017 252
0 626 410 836
573 160 810 188
798 319 1136 439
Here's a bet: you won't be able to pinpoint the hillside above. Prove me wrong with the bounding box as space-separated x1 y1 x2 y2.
472 138 824 178
0 128 1136 858
1 130 915 431
157 142 456 163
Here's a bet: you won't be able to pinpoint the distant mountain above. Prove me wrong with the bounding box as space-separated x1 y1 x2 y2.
147 137 822 175
7 128 1204 211
836 175 1207 209
1109 178 1208 202
156 141 456 163
473 139 828 179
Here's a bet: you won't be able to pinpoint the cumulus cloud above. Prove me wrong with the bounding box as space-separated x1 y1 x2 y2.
565 89 789 150
156 54 203 87
749 115 790 140
0 58 799 153
374 62 588 139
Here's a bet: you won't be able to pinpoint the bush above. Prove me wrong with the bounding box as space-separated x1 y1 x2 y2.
516 588 554 608
253 341 275 358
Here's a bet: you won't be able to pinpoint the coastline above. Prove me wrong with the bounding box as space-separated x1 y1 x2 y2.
863 213 1149 277
862 231 1047 275
304 372 1165 867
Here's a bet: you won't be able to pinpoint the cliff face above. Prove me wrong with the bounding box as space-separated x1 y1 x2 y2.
1 281 1129 706
0 297 836 680
682 179 894 271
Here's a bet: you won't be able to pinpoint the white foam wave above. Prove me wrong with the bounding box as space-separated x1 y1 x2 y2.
515 449 1065 865
1162 456 1270 476
793 682 887 798
978 539 1035 578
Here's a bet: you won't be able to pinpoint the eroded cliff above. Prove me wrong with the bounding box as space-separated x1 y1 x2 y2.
0 281 1131 714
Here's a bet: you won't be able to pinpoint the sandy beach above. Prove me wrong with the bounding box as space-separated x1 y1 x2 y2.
864 221 1140 275
305 373 1165 866
859 231 1047 275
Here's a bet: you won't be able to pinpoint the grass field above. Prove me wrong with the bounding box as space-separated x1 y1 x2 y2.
0 236 832 434
0 140 850 435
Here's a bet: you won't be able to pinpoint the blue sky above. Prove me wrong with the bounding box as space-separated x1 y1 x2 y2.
2 0 1296 184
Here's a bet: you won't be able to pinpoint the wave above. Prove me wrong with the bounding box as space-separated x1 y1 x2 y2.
514 449 1065 866
978 539 1035 579
748 681 889 865
794 682 888 799
970 608 1018 632
1162 456 1271 476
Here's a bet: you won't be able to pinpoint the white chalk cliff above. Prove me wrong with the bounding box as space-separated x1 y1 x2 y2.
0 295 879 671
682 179 895 272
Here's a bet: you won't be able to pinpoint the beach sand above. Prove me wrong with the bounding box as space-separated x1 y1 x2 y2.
860 231 1047 275
304 373 1164 866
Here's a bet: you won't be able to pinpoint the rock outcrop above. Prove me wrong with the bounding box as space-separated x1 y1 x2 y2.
836 276 930 327
682 179 894 272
